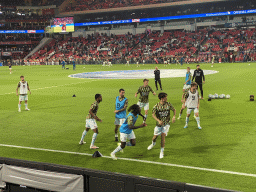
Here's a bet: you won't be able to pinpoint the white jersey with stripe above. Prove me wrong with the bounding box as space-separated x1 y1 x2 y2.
19 81 28 95
185 90 199 108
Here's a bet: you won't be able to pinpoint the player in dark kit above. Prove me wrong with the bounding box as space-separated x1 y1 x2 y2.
192 65 205 99
154 67 162 91
8 62 12 74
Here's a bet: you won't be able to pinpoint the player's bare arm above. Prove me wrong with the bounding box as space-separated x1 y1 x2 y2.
27 85 31 94
181 92 185 103
128 123 147 130
197 94 200 109
89 109 102 122
171 108 176 123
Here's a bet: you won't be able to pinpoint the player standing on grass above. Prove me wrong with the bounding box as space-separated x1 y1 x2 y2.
79 94 102 149
211 55 215 67
192 65 205 100
8 62 12 74
114 89 128 142
147 93 176 159
72 59 76 71
110 104 147 160
184 82 201 129
135 79 156 122
154 67 162 91
16 76 31 112
183 67 192 92
62 59 65 70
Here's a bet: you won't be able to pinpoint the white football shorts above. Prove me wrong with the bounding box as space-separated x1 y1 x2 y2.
137 101 149 110
114 118 125 126
187 108 199 115
120 131 136 142
154 124 170 136
183 84 191 90
19 95 28 101
85 119 98 130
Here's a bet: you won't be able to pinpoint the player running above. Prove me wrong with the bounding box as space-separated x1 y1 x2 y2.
79 94 103 149
8 62 12 74
114 89 128 142
184 82 201 129
16 76 31 112
135 79 156 122
110 104 147 160
147 92 176 159
192 64 205 100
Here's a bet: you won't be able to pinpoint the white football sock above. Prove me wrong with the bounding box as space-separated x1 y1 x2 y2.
196 117 200 126
112 145 122 154
91 133 98 146
186 117 189 124
81 130 87 141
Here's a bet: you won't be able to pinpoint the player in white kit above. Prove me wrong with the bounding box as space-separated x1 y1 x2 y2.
184 82 201 129
16 76 31 112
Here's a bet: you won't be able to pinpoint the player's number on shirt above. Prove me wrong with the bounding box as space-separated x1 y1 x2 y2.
117 103 121 108
192 96 195 100
23 85 26 88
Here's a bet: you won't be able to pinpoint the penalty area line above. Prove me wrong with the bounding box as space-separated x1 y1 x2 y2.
0 143 255 178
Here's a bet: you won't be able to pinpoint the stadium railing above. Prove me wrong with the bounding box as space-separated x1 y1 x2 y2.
0 156 237 192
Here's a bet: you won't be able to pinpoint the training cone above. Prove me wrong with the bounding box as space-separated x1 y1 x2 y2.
92 151 102 158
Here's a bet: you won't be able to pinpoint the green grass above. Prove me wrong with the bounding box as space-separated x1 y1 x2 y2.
1 63 256 192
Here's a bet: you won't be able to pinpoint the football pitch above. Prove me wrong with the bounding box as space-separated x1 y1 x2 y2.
0 63 256 192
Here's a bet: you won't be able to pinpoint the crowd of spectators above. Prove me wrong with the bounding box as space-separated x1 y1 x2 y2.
23 27 256 65
0 34 43 60
0 34 43 42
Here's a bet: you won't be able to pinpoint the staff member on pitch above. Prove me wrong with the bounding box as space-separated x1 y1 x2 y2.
154 67 162 91
192 64 205 99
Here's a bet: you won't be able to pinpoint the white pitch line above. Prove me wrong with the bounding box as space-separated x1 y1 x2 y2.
0 143 255 178
1 80 95 95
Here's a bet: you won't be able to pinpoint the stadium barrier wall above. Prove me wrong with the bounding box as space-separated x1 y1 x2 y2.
0 157 237 192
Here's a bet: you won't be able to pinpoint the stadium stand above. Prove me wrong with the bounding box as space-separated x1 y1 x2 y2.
26 27 256 65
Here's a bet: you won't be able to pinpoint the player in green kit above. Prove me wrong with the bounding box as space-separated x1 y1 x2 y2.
135 79 156 122
79 94 102 149
147 93 176 159
110 104 147 160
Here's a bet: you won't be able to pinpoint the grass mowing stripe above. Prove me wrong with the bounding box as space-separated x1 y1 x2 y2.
1 143 256 178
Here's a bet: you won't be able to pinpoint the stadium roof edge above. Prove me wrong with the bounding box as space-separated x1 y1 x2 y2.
57 0 228 17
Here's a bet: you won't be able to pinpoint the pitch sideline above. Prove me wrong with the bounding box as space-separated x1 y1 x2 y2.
0 143 255 178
